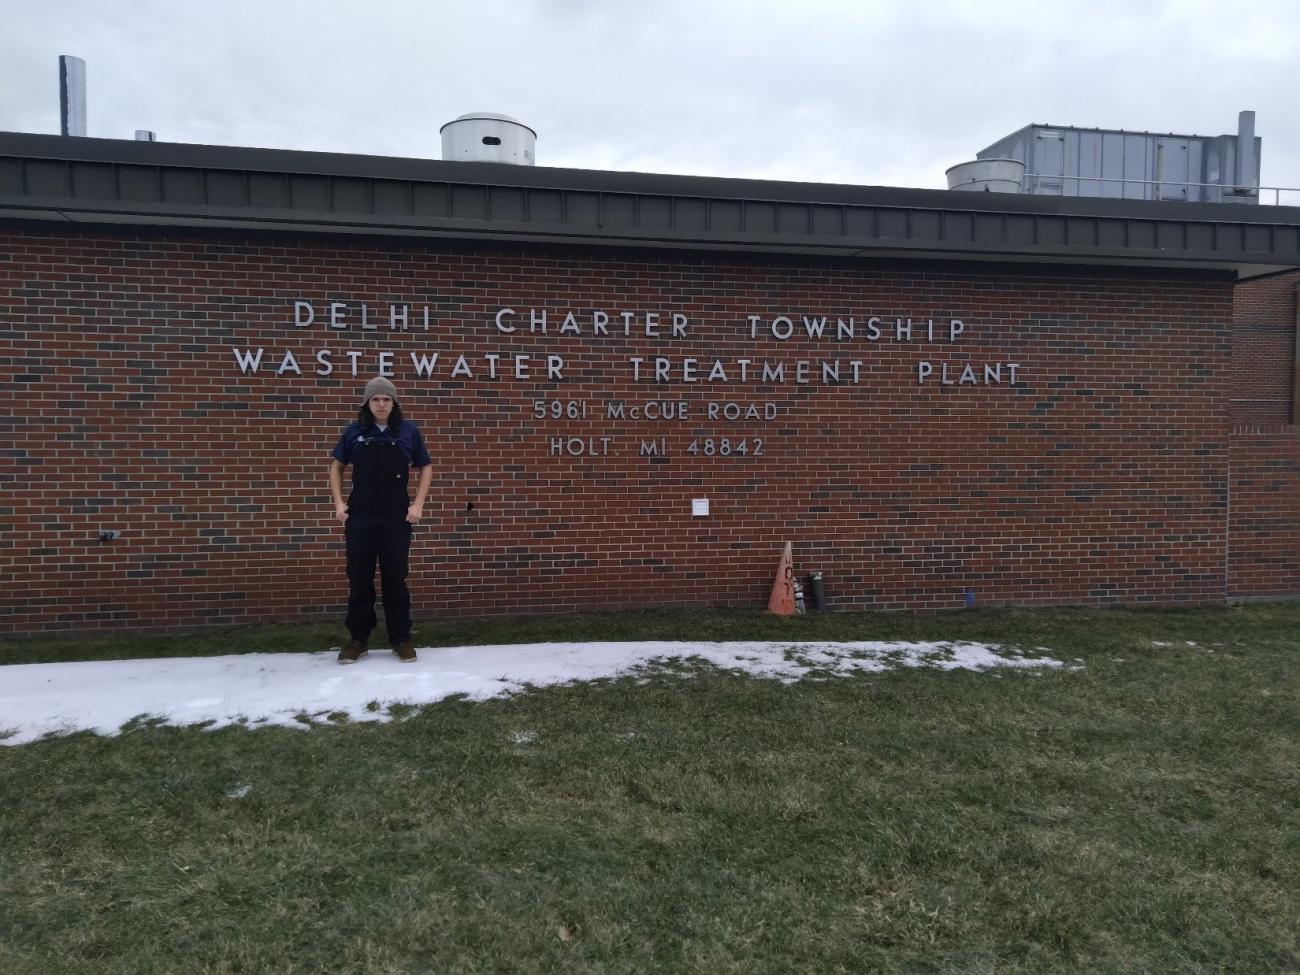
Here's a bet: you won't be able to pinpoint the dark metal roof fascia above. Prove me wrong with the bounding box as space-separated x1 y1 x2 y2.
2 131 1300 273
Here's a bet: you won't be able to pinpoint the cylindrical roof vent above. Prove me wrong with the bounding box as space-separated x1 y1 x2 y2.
1234 110 1257 194
440 112 536 165
59 55 87 137
946 158 1025 193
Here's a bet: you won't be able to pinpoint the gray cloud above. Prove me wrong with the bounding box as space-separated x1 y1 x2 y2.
2 0 1297 196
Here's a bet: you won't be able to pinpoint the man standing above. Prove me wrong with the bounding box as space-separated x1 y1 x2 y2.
329 377 433 664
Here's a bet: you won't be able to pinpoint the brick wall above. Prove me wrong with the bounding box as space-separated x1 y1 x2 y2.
1 229 1243 633
1228 271 1299 599
1229 425 1300 599
1231 269 1297 423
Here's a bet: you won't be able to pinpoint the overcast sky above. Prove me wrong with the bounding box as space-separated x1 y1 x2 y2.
3 0 1298 194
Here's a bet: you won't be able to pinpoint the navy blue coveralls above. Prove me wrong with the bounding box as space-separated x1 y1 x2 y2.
332 420 432 645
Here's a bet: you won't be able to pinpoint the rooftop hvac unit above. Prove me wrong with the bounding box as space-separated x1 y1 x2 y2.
440 112 536 165
970 111 1261 203
946 158 1025 193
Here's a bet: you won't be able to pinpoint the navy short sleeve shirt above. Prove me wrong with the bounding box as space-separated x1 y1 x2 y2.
332 419 432 468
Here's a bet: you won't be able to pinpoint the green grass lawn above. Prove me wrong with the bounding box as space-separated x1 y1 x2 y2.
1 606 1297 973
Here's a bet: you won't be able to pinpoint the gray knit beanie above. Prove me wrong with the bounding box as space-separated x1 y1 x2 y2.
362 377 398 405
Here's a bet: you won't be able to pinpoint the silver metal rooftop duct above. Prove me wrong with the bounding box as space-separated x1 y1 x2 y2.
59 56 86 137
1235 110 1257 194
134 130 156 142
440 113 537 165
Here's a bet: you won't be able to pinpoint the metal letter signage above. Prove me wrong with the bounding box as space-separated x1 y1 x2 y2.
224 299 1025 459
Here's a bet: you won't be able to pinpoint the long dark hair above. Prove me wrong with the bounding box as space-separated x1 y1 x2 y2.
358 401 404 430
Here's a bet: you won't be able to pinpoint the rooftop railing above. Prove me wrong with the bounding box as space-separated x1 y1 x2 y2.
1021 172 1300 206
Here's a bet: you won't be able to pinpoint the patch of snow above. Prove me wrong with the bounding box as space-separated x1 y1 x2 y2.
0 640 1064 746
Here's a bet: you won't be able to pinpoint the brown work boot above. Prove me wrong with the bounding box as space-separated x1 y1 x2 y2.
337 639 368 665
393 641 417 663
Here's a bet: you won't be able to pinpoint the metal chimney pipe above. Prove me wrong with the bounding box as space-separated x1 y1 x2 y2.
59 56 87 137
134 130 156 141
1235 110 1257 193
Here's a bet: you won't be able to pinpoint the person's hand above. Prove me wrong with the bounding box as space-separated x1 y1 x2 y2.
406 501 424 524
334 502 348 523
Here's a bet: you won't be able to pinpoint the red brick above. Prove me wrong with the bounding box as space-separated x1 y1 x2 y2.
0 228 1295 633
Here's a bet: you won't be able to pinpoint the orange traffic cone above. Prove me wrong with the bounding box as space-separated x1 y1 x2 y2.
767 542 797 615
